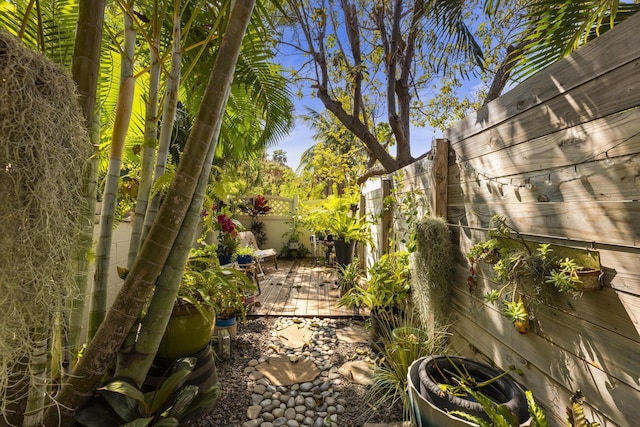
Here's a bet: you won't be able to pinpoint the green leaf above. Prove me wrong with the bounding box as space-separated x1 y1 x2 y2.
97 379 145 422
166 385 199 419
525 390 549 427
179 383 221 420
99 379 146 402
448 411 493 427
145 358 196 415
153 418 180 427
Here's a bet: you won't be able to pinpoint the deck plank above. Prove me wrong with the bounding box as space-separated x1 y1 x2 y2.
252 258 355 317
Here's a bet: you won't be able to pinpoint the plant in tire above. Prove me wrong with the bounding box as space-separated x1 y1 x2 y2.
418 356 530 424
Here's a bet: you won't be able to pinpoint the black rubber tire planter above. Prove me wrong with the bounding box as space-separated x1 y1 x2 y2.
418 355 529 424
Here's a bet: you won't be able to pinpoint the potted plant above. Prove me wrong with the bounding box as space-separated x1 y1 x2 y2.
468 215 602 332
210 257 256 339
338 251 412 346
336 259 363 296
234 245 255 265
408 355 530 427
157 245 254 359
545 257 602 293
239 195 271 247
364 310 447 422
202 203 243 265
303 194 371 266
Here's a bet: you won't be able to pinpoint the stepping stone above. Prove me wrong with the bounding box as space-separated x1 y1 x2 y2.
276 324 313 349
336 324 369 344
337 360 375 386
255 356 320 386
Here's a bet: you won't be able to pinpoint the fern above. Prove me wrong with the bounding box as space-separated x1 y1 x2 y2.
525 390 549 427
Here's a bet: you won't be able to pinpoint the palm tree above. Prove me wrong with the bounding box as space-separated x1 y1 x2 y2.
43 2 257 423
299 108 367 197
89 0 137 340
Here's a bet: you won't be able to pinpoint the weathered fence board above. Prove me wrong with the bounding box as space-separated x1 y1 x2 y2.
361 11 640 427
449 156 640 205
446 12 640 144
448 201 640 249
449 292 628 426
452 107 640 180
453 58 640 158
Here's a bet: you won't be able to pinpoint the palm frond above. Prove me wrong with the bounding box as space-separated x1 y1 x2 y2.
0 0 78 67
426 0 486 72
508 0 640 81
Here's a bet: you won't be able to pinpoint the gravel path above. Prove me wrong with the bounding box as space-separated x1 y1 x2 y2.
192 316 403 427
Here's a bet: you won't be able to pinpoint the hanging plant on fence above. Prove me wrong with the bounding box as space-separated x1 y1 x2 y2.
467 215 602 333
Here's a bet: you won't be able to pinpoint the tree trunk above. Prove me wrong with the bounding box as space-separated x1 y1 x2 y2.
43 1 256 423
89 4 136 340
68 113 100 365
128 35 160 268
68 0 105 367
316 87 398 172
142 16 182 243
117 85 226 385
483 41 526 106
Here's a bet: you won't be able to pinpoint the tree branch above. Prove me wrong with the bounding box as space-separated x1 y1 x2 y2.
316 86 398 173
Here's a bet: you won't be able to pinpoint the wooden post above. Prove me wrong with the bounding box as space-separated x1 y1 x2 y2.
381 176 392 254
431 138 449 219
358 193 366 270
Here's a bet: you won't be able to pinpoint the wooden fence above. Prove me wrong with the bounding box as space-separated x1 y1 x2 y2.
363 12 640 427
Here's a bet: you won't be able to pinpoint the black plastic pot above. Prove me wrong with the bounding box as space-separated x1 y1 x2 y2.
413 355 529 425
334 238 356 267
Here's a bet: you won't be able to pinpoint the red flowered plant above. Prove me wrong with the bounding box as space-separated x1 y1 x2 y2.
201 202 242 259
214 212 240 258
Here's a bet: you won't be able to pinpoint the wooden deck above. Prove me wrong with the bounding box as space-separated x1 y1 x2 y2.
249 257 358 317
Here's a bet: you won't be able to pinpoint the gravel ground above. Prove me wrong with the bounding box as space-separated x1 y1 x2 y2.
192 316 404 427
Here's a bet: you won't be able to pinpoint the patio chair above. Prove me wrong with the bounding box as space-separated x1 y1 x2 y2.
238 231 278 278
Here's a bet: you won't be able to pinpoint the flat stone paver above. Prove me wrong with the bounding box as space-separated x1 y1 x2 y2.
254 356 320 386
276 324 314 349
336 324 369 344
337 360 375 385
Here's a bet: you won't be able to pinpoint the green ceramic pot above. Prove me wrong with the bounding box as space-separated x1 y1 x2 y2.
157 304 215 360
